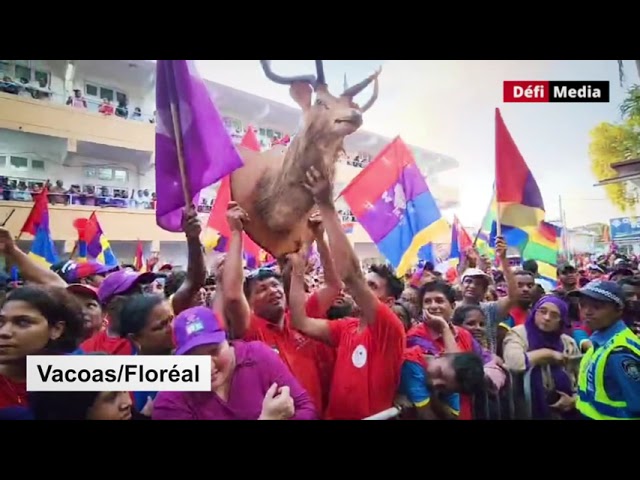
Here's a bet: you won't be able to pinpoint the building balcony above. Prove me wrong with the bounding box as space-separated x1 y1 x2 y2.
0 91 155 153
0 199 206 243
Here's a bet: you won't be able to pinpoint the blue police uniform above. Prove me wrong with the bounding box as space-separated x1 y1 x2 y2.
576 320 640 419
573 280 640 420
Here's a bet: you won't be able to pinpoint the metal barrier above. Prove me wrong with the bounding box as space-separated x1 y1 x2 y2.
362 407 402 420
473 357 582 420
362 356 582 420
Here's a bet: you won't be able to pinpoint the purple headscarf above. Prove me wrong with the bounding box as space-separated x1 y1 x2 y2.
524 295 573 419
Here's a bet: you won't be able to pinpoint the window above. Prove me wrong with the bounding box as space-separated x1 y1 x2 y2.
100 87 114 102
9 156 29 170
14 65 31 82
34 70 49 88
31 159 45 170
84 167 97 178
116 92 127 105
85 84 98 97
266 129 274 138
1 62 50 87
85 83 127 104
98 168 113 180
113 169 128 182
0 156 5 167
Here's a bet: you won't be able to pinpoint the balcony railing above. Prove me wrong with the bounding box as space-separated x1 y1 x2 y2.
0 89 155 152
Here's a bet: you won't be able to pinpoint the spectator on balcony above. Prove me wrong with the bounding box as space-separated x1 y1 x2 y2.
67 185 84 205
130 189 151 209
12 182 31 202
1 177 10 201
0 76 20 95
66 89 87 109
198 198 212 213
98 99 114 116
142 189 152 209
49 180 68 205
115 99 128 119
131 107 143 121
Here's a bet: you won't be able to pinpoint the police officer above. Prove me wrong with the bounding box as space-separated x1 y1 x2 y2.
569 280 640 420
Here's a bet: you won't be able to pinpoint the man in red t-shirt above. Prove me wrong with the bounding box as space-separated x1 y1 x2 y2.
78 269 157 355
222 202 342 414
287 167 406 420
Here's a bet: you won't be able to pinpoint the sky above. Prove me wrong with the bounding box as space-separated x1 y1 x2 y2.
196 60 640 229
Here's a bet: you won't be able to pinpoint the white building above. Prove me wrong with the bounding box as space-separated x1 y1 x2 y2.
0 59 460 264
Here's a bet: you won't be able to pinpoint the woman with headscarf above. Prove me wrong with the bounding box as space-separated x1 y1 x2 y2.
502 295 580 419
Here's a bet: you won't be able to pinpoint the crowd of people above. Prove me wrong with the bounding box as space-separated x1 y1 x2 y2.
0 167 639 420
0 178 158 210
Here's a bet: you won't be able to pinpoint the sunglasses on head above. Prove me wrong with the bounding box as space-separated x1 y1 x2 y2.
246 266 278 281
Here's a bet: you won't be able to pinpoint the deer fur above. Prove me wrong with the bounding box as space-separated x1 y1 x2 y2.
230 60 380 259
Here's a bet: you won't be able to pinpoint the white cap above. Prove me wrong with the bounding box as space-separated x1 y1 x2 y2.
461 268 491 283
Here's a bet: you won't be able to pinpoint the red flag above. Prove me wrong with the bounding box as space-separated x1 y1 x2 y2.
205 128 263 261
20 186 50 235
134 240 144 271
453 215 473 252
495 109 541 206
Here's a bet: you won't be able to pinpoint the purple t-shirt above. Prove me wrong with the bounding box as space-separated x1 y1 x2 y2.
152 340 318 420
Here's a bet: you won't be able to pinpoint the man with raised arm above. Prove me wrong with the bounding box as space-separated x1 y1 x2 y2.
288 166 406 420
221 201 341 414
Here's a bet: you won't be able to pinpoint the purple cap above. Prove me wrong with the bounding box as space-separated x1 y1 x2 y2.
173 306 226 355
65 261 115 283
98 269 157 304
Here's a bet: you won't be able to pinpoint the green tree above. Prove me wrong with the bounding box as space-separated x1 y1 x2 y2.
589 85 640 211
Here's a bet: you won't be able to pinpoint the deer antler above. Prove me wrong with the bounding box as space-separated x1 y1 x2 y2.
341 67 381 112
360 75 379 113
260 60 326 90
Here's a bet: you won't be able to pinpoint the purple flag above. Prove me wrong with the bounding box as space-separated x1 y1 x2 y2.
155 60 244 231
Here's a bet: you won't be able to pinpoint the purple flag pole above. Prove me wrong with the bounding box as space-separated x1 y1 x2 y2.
164 64 193 210
155 60 244 232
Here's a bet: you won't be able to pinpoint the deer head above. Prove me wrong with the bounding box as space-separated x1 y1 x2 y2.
260 60 380 140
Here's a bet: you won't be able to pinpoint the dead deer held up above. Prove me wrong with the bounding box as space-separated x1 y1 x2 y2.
230 60 380 258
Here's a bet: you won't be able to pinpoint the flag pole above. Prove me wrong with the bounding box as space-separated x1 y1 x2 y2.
169 102 192 207
1 209 16 227
494 109 502 238
165 64 193 209
472 193 493 247
69 240 78 260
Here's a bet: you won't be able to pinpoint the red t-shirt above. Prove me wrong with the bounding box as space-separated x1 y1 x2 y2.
99 104 114 115
303 292 337 408
79 330 134 355
407 324 475 420
0 374 27 409
244 312 326 413
324 301 406 420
